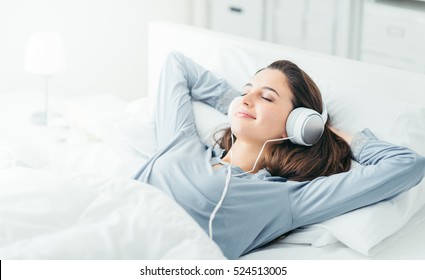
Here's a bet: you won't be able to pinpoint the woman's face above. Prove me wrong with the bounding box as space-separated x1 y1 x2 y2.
230 68 295 144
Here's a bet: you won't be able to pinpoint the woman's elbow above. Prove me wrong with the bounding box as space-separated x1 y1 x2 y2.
402 152 425 188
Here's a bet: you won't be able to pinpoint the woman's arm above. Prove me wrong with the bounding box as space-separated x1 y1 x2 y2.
290 129 425 228
329 126 353 145
154 51 239 148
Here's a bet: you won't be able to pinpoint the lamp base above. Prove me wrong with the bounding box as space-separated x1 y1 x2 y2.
31 111 62 126
31 111 47 125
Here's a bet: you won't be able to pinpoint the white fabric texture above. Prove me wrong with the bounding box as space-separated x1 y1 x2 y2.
0 167 225 259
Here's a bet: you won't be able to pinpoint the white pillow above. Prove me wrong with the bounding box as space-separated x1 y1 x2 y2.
317 79 425 156
114 99 229 156
392 102 425 156
192 101 229 147
114 97 157 158
64 94 158 162
64 94 226 161
64 93 128 141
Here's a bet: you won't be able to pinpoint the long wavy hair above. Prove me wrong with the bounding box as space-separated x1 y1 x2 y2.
216 60 351 181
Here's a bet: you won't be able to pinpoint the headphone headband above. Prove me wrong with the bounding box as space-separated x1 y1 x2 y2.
321 102 328 124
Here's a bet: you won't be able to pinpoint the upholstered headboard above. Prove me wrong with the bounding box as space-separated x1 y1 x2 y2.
148 21 425 106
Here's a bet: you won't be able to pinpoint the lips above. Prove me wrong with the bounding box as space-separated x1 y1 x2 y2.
236 110 256 119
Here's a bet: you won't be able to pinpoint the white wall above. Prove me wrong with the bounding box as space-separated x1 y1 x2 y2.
0 0 194 101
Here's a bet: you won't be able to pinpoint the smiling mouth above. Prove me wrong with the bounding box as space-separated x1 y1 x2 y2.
236 111 256 119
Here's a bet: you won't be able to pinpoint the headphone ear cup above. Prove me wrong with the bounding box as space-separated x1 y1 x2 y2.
228 96 242 122
286 108 305 145
286 107 325 146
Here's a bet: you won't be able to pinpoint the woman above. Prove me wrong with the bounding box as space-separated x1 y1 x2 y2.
134 51 425 259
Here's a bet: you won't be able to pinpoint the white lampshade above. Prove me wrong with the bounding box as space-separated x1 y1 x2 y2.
25 32 67 75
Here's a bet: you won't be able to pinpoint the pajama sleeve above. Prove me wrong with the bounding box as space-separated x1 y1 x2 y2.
154 51 240 148
289 129 425 228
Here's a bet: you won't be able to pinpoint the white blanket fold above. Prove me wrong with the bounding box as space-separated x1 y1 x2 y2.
0 167 225 259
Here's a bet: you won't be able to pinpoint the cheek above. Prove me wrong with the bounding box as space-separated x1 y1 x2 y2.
262 109 289 136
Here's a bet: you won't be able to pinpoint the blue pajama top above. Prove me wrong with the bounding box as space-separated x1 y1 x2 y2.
134 52 425 259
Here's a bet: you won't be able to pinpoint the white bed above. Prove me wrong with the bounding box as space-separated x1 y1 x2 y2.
0 21 424 260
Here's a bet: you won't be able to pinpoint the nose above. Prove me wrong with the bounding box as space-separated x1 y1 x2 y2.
241 91 257 107
241 95 250 107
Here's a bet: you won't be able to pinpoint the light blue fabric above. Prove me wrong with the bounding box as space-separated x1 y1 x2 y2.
134 52 425 259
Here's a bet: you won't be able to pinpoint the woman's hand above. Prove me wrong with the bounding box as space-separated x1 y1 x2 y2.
329 126 353 145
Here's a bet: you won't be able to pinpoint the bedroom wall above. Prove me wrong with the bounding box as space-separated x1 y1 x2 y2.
0 0 195 101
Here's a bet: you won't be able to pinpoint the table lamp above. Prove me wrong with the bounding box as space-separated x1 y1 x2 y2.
25 32 67 125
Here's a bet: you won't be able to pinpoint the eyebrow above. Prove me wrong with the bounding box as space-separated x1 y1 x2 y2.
244 83 280 97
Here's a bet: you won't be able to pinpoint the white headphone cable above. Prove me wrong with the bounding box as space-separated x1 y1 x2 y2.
208 133 235 239
208 134 294 239
231 136 294 177
208 160 232 240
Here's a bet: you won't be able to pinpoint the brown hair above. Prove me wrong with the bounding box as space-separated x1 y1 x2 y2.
216 60 351 181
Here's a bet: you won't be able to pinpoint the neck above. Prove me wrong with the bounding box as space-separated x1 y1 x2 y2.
222 140 269 174
223 141 263 173
222 135 291 174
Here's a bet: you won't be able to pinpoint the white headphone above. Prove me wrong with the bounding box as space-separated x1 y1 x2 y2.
228 96 328 146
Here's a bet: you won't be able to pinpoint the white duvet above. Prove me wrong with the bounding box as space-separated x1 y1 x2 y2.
0 162 225 259
0 94 217 260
